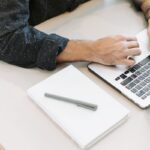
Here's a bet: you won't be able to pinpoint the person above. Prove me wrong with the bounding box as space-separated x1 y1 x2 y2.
0 0 148 71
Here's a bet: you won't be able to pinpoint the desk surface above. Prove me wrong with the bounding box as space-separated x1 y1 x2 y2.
0 0 150 150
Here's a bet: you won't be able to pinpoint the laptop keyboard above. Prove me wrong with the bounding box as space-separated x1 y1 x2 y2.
115 55 150 100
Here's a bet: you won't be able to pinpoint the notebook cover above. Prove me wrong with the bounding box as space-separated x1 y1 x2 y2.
27 65 129 149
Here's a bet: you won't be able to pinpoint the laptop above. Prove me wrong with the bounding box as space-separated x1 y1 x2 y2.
88 29 150 109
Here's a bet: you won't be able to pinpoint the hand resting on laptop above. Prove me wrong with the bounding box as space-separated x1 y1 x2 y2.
57 35 141 66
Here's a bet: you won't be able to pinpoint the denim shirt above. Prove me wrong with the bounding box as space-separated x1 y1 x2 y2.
0 0 141 70
0 0 89 70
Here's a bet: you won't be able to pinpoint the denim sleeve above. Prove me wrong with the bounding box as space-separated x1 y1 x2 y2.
0 0 69 70
67 0 90 11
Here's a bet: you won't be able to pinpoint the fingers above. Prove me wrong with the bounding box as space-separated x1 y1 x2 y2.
120 59 135 66
115 35 137 42
121 47 141 66
125 36 137 41
117 36 141 66
116 35 139 49
127 41 139 48
124 48 141 57
94 35 141 66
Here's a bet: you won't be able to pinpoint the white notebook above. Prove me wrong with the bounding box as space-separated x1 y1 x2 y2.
27 65 129 149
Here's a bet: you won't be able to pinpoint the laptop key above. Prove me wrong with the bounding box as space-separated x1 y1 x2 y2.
124 71 130 74
135 85 143 90
144 78 150 83
147 69 150 74
146 91 150 96
139 56 150 66
144 65 150 70
133 64 141 70
121 77 133 86
137 75 145 80
135 71 142 76
139 67 146 72
140 81 147 87
129 68 136 73
136 90 145 97
141 95 147 100
130 74 137 79
115 77 121 81
143 86 149 92
131 88 138 93
126 82 136 89
134 79 140 84
143 72 149 78
120 74 127 79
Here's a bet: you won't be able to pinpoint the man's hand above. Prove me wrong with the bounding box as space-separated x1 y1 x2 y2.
86 35 141 66
57 35 141 66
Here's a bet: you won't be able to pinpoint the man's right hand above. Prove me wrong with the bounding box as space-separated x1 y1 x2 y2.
86 35 141 66
57 35 141 66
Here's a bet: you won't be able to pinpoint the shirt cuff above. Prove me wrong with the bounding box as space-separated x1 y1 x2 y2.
67 0 90 11
36 34 69 70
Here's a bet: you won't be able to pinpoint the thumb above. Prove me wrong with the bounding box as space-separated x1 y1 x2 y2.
122 59 135 66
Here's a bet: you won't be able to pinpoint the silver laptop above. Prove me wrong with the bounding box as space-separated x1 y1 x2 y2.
88 29 150 109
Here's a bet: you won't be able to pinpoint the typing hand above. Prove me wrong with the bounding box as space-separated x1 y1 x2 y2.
57 35 141 66
87 35 141 66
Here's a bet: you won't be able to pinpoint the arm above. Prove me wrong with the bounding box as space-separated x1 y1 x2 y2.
0 0 69 70
57 36 141 66
0 0 141 70
67 0 90 11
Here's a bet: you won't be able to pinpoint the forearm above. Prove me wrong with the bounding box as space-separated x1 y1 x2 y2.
0 25 68 70
0 0 69 70
56 35 141 67
57 40 92 63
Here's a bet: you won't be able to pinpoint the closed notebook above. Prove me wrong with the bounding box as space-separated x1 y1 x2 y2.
27 65 129 149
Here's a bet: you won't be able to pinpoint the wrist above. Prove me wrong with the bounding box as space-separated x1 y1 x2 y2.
56 40 93 63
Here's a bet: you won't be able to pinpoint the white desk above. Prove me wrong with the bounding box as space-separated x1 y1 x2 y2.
0 0 150 150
